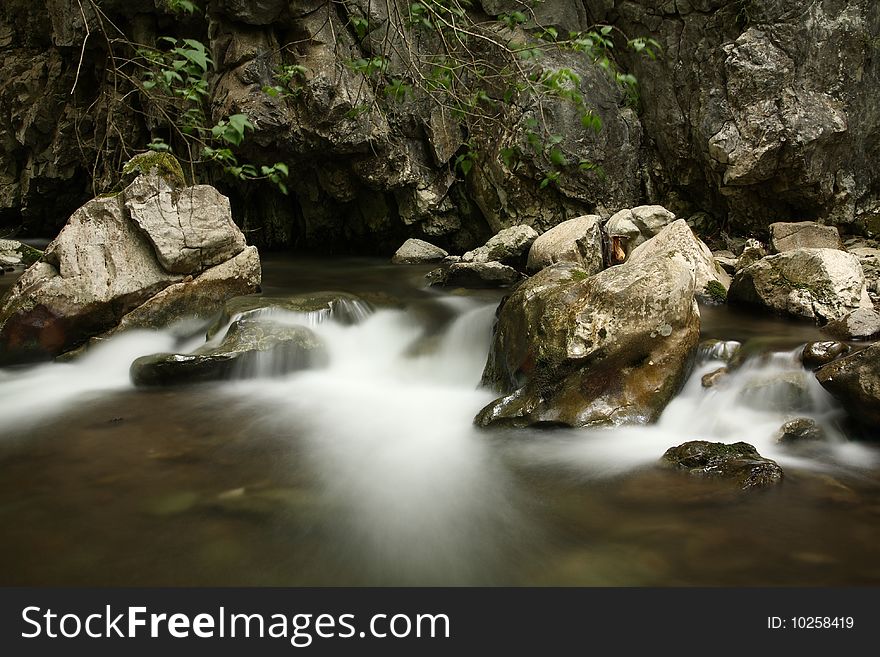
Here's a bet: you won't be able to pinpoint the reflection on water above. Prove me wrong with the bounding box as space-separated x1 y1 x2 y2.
0 258 879 586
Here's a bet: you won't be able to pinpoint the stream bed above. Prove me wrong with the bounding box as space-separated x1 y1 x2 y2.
1 256 879 586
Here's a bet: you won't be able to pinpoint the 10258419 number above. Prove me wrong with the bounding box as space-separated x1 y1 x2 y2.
767 616 854 629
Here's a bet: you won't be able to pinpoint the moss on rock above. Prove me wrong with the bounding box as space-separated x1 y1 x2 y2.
122 152 186 189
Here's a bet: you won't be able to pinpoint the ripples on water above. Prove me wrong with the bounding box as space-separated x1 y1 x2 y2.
0 258 879 585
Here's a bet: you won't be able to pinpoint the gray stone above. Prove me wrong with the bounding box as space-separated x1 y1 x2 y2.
729 248 872 322
822 307 880 341
462 225 539 267
526 214 603 274
770 221 843 253
661 441 784 490
476 220 702 428
114 246 262 332
428 261 524 289
390 238 448 265
124 173 247 275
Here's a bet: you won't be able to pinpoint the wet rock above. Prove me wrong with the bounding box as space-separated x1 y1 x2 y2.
131 319 327 386
815 342 880 428
526 214 603 275
390 238 448 265
462 225 539 269
729 248 872 322
802 341 851 369
822 307 880 341
661 441 784 490
770 221 843 253
738 372 812 413
774 418 826 444
427 261 524 289
698 339 742 364
206 292 371 339
701 367 728 388
476 220 702 428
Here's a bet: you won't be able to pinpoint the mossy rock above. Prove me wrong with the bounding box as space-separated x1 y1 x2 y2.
703 279 728 304
122 152 186 189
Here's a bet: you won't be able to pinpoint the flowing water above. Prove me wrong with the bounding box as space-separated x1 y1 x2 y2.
1 256 880 586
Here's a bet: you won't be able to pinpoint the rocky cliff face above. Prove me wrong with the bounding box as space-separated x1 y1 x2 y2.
1 0 878 251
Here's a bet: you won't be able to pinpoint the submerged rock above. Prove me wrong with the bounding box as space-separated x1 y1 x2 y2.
737 372 812 413
206 292 371 339
131 318 327 386
390 238 448 265
774 418 826 444
476 220 702 428
822 307 880 341
729 248 872 322
815 343 880 428
801 341 851 369
526 215 603 275
770 221 843 253
661 441 784 490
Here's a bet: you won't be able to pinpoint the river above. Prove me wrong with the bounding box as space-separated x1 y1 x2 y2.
0 256 879 585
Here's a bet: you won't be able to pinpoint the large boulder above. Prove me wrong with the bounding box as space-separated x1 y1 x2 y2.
661 441 784 490
815 343 880 428
526 214 603 274
770 221 843 253
131 317 327 386
729 248 872 322
0 169 259 365
476 220 702 428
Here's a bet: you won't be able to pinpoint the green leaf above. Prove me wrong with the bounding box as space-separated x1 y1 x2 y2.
273 162 289 177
